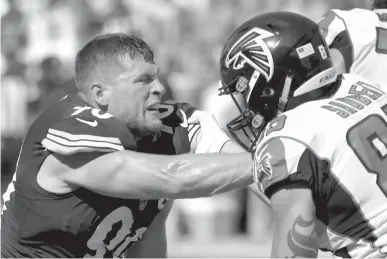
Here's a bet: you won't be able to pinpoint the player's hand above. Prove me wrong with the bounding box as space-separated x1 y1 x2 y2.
187 110 230 153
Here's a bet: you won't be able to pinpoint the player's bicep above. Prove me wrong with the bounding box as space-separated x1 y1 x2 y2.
41 108 133 155
270 186 318 258
61 150 182 199
37 151 106 193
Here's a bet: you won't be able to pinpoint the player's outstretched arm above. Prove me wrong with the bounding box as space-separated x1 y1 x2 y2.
187 109 270 205
60 150 253 200
221 140 271 206
270 185 318 258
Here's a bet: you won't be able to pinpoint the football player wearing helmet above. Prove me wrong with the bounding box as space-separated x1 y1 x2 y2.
219 12 387 257
318 0 387 87
1 33 256 258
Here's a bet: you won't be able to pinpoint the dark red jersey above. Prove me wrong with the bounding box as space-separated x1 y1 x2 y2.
1 94 196 258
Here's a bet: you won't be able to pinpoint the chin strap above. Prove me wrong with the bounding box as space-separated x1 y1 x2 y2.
277 72 294 114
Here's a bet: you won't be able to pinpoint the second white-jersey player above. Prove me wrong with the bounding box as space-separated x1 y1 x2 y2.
318 0 387 87
219 11 387 257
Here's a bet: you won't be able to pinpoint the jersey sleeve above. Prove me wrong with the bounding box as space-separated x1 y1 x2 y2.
42 108 136 155
318 10 354 71
254 136 318 199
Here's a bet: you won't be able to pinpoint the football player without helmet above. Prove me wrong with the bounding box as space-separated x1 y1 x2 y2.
219 12 387 258
1 33 255 258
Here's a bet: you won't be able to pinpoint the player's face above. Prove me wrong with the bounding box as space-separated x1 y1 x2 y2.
107 58 166 136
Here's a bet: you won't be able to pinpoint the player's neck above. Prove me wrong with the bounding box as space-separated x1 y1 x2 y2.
76 91 99 109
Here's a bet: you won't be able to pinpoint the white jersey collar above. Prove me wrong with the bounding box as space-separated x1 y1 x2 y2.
293 67 337 97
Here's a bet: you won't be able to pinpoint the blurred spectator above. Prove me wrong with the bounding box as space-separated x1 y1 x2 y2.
1 0 28 57
1 72 29 199
28 56 76 117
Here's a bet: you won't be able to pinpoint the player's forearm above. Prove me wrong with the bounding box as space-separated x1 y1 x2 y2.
160 152 253 199
71 151 253 199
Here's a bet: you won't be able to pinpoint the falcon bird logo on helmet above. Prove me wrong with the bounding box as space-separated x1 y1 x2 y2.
219 12 337 152
225 27 275 82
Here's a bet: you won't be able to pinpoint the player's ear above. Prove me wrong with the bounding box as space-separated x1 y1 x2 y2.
90 83 109 107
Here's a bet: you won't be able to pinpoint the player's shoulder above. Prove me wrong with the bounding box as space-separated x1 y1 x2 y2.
253 113 317 196
254 92 343 182
319 8 377 30
253 107 335 197
257 103 326 148
331 8 376 19
41 94 136 155
264 74 385 142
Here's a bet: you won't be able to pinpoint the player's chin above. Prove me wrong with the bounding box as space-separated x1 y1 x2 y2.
145 119 163 134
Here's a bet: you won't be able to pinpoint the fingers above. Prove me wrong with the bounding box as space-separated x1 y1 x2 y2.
188 110 215 125
187 115 199 124
187 111 201 124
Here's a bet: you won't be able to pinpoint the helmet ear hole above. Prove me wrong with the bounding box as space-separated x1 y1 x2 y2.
262 87 275 97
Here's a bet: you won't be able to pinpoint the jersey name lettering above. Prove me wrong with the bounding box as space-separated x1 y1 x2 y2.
321 81 384 118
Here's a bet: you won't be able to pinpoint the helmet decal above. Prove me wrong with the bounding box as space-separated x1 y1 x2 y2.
225 27 275 82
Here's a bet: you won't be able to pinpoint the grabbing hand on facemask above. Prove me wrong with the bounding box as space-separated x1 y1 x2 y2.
187 110 231 154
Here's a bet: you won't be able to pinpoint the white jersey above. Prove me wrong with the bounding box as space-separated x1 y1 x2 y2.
254 74 387 258
318 8 387 87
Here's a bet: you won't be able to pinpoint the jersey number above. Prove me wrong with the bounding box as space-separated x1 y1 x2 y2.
376 27 387 54
72 106 113 119
85 206 147 258
346 114 387 197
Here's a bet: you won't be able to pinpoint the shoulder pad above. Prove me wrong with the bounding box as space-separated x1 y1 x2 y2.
42 105 136 155
259 111 319 146
318 9 346 46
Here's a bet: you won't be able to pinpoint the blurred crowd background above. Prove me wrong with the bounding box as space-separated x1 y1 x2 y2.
1 0 369 256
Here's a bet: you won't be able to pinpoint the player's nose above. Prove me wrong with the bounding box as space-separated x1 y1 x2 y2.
151 79 166 98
